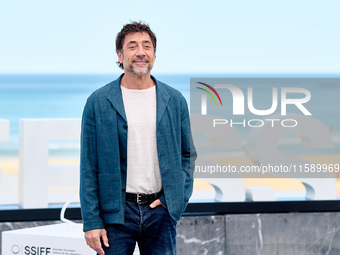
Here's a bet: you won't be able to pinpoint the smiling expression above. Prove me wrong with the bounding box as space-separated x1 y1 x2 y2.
117 32 156 77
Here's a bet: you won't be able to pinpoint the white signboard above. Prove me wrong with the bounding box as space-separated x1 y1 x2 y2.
2 223 95 255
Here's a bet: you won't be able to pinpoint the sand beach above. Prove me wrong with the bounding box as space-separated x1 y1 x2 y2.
1 154 339 206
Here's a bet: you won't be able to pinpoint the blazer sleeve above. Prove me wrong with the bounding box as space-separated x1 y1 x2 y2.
79 98 105 231
179 96 197 212
159 94 197 213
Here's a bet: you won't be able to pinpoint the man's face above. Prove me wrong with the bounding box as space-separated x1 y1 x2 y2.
117 32 155 77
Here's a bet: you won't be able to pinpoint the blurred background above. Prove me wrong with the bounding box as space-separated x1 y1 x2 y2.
0 0 339 207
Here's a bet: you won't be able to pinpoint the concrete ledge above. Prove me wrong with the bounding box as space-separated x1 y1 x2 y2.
1 212 340 254
224 213 340 255
177 215 225 254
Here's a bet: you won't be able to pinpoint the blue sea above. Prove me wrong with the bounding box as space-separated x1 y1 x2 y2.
0 74 340 158
0 74 192 157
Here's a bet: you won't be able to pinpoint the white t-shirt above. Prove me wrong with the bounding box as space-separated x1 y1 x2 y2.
121 85 162 194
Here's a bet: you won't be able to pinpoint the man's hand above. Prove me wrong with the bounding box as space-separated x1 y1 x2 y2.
150 199 166 208
84 228 109 255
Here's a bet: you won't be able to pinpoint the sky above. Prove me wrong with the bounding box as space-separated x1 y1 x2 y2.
0 0 340 74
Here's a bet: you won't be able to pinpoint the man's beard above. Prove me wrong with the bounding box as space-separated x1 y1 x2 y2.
126 57 153 77
127 63 152 77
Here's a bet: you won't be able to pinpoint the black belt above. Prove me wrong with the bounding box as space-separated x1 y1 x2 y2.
126 191 163 205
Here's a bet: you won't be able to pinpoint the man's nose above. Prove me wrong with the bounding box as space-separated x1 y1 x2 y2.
136 46 146 56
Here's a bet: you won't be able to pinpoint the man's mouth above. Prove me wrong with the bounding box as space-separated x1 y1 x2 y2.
133 59 149 65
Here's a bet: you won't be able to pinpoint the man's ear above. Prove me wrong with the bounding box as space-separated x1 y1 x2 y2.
117 50 123 64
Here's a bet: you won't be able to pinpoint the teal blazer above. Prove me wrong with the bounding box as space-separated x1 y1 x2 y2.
80 74 196 231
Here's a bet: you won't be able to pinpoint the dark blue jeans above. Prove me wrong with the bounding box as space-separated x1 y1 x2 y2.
102 200 177 255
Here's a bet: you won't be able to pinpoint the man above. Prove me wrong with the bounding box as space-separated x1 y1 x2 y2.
80 21 196 255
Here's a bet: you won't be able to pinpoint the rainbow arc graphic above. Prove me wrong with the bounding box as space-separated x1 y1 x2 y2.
196 82 223 106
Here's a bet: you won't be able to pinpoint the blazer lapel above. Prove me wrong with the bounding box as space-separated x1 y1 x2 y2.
106 74 127 122
154 76 170 126
106 74 170 125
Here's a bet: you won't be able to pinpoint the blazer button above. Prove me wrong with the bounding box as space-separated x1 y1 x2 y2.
121 189 125 194
123 125 127 130
121 156 126 161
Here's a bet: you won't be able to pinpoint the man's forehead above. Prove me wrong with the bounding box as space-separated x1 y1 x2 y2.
124 32 152 44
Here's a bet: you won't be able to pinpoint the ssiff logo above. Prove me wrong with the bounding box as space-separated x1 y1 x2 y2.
11 245 20 254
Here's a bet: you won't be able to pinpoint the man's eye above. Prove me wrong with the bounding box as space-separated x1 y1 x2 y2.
129 46 135 49
144 45 151 49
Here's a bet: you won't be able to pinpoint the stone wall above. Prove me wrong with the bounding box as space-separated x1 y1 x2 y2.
1 212 340 255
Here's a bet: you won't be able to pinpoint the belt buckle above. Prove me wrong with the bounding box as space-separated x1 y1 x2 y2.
137 193 142 204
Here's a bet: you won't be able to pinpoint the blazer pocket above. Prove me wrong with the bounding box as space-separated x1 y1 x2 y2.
98 174 121 213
